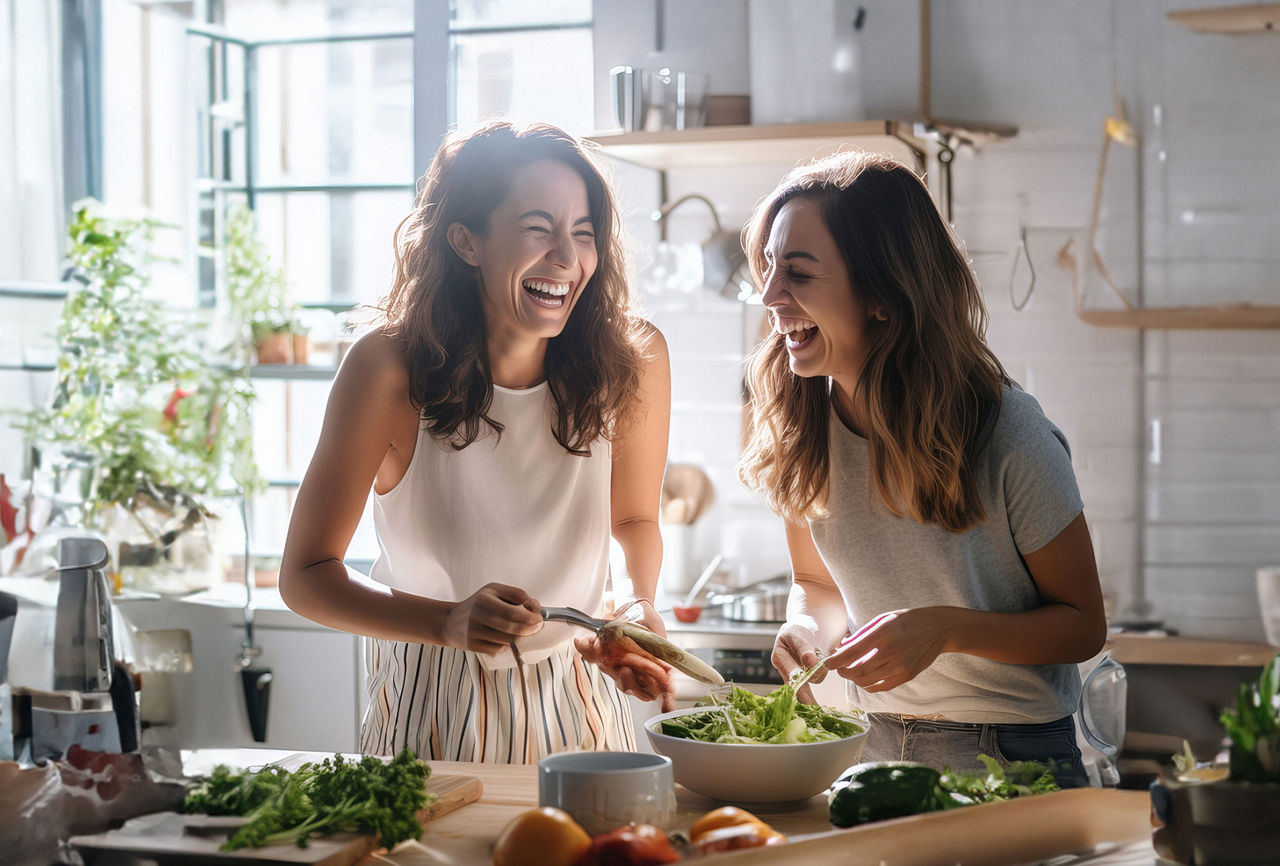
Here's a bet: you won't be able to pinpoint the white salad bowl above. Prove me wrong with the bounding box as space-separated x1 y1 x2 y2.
644 705 869 805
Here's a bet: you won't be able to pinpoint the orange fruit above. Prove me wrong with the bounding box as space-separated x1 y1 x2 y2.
693 823 787 855
688 805 767 843
492 807 591 866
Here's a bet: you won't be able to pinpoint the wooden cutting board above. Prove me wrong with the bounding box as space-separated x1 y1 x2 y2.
707 788 1152 865
68 773 483 865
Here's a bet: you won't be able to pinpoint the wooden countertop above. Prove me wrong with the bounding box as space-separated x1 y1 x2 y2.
184 750 1159 865
1105 633 1277 667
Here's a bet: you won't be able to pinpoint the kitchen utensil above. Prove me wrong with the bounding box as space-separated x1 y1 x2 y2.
609 65 648 132
68 772 484 865
644 706 869 803
644 67 708 130
660 463 715 524
0 590 16 683
789 656 829 693
538 751 675 837
540 607 724 685
681 554 723 609
714 574 791 623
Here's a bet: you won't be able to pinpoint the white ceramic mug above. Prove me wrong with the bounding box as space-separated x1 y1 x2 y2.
537 751 676 837
1257 566 1280 647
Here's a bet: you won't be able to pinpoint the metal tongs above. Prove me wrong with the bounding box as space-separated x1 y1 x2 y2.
542 606 724 685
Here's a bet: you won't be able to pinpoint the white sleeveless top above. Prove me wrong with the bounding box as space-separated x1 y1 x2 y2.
370 382 612 668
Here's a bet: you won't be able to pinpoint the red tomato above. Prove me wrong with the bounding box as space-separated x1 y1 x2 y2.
574 823 681 865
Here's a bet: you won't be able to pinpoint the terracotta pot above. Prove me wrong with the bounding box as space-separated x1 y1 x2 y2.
291 333 309 366
254 331 291 365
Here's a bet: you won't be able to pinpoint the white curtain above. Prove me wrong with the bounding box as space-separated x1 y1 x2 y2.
0 0 64 281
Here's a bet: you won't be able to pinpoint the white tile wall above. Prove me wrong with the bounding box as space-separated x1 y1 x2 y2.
615 0 1280 638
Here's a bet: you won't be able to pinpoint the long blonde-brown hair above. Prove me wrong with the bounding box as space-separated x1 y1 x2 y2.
738 151 1008 532
380 122 646 455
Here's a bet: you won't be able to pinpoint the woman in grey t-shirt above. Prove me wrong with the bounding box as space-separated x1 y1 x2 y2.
737 151 1106 786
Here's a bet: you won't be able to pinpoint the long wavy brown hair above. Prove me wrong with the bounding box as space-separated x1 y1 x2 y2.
379 122 646 455
738 150 1009 532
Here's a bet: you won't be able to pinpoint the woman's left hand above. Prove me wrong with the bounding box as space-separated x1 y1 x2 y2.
824 607 953 693
575 599 674 707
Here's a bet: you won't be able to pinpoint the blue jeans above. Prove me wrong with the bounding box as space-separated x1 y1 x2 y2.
863 713 1090 789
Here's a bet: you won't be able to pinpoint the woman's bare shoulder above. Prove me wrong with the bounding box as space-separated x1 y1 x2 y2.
632 317 669 363
331 328 413 413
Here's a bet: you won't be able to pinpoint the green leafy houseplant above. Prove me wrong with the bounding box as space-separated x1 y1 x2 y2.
20 201 262 585
1220 653 1280 784
224 204 301 362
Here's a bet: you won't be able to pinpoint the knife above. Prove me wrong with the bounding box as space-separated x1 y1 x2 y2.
541 606 725 686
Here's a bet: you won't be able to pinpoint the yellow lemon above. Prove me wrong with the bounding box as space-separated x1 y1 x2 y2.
492 807 591 866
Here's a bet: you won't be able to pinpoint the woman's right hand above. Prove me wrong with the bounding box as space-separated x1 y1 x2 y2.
771 621 828 704
443 583 544 655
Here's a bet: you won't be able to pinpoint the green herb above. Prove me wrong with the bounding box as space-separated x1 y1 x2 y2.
16 201 262 528
938 754 1060 804
1219 652 1280 784
182 749 434 851
660 683 865 744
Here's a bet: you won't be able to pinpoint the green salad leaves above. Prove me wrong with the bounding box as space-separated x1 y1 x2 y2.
182 749 434 851
659 683 866 744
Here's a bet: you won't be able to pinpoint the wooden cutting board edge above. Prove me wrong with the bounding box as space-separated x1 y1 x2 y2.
708 787 1152 865
67 773 484 866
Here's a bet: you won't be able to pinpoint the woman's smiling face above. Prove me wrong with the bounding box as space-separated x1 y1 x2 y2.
760 196 874 386
456 158 598 342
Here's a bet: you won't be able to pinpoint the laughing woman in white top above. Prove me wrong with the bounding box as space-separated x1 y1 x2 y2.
279 122 672 763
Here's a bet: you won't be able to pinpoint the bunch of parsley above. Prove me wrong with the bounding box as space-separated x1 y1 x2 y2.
183 749 434 851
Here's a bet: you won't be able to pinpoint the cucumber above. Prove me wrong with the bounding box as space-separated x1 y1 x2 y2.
827 762 943 828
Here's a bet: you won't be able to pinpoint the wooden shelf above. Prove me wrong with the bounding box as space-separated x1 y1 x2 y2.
587 121 931 170
1167 3 1280 33
1077 303 1280 329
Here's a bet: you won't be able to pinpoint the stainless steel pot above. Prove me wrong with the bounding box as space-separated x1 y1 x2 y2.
714 576 790 623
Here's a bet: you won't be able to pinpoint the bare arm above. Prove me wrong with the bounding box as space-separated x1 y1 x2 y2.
576 324 671 703
278 332 541 652
607 323 671 630
772 517 848 701
829 511 1108 692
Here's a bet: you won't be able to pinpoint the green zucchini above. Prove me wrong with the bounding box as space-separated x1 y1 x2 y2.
827 762 943 828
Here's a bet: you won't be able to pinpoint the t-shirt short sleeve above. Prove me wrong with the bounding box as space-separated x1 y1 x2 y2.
995 389 1084 555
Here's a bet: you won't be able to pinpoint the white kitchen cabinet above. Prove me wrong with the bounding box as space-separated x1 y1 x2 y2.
116 595 363 754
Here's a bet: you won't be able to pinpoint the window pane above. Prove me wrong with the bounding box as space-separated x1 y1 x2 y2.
451 0 591 28
247 190 415 306
452 29 594 134
223 0 413 38
255 39 414 185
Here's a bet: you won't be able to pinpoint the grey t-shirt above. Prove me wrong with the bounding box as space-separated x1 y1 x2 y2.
809 385 1084 724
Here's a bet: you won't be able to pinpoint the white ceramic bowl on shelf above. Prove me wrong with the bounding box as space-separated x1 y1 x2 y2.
643 706 869 805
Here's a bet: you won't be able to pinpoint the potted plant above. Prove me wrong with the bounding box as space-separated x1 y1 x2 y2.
223 204 304 365
1151 653 1280 865
18 201 262 592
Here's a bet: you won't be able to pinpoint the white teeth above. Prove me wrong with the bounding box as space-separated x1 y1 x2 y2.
523 279 570 297
774 316 817 335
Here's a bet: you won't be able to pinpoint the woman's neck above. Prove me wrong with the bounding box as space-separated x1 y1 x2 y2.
831 376 870 437
487 331 547 390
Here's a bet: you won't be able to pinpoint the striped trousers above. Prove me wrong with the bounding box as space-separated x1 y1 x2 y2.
359 639 637 764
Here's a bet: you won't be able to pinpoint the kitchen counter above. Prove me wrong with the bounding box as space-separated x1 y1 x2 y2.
180 749 1161 865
